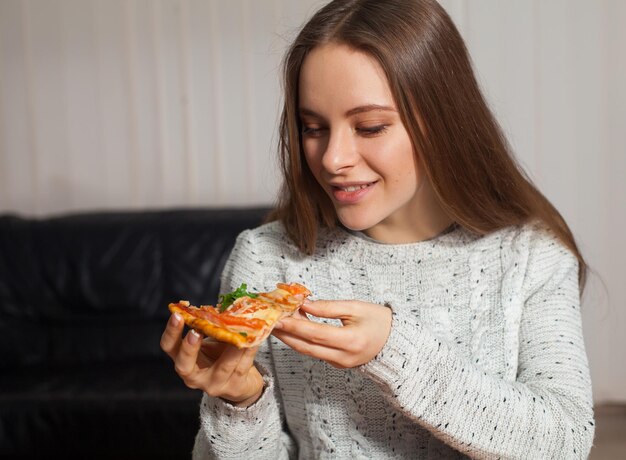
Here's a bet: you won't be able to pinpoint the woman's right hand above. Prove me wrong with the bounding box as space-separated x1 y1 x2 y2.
160 312 265 407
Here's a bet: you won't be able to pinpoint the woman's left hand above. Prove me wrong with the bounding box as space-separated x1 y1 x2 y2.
272 300 392 368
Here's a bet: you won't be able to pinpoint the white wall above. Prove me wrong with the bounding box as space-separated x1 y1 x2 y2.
0 0 323 210
0 0 624 403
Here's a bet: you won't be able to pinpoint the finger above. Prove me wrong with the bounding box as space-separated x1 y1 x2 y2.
275 315 342 347
174 329 203 378
233 346 259 378
221 347 263 402
300 300 358 320
273 329 353 368
210 345 247 384
200 339 229 361
160 313 185 359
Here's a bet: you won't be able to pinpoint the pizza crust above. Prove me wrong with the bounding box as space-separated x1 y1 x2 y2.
168 303 253 348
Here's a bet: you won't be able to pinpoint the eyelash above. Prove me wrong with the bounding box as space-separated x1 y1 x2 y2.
358 125 388 136
301 126 324 137
301 125 389 138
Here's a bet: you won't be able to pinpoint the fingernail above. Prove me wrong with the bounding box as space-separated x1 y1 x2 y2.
188 329 201 344
303 299 312 306
170 313 182 326
274 321 283 330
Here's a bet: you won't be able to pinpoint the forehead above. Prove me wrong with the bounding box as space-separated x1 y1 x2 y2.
298 43 395 112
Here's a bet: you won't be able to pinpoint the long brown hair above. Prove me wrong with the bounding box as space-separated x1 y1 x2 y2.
268 0 587 289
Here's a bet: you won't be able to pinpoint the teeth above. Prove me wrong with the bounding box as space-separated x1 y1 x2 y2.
341 184 369 192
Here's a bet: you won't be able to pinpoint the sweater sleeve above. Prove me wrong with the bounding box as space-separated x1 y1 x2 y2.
192 230 296 459
359 236 595 459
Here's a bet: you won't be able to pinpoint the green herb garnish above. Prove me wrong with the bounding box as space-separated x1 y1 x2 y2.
218 283 258 312
239 332 248 337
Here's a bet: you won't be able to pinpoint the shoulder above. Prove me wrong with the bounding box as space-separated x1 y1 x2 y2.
447 221 574 267
230 221 301 257
220 221 297 292
234 221 349 260
489 221 579 296
496 221 576 266
225 221 308 273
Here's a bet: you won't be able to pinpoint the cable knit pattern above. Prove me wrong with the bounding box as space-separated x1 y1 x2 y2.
192 221 594 459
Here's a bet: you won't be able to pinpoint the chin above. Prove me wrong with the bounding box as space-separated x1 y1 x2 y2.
335 210 379 233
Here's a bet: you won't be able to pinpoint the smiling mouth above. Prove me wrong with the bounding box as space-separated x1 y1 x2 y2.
336 184 372 192
332 181 377 191
329 181 377 203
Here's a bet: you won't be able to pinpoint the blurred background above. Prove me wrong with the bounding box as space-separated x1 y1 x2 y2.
0 0 624 452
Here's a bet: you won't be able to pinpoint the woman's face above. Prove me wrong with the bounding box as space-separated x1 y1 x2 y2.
299 43 450 243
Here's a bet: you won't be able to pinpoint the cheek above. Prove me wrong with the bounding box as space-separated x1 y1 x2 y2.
302 148 326 189
376 138 419 184
404 157 422 191
302 142 322 177
391 166 419 195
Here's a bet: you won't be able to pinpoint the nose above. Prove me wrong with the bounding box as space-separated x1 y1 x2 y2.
321 128 358 174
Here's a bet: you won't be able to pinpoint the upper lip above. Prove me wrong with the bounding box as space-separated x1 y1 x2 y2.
328 181 377 189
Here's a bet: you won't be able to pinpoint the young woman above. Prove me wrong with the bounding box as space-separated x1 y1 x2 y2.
161 0 595 458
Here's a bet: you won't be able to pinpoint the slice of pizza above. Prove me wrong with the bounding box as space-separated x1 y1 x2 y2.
168 282 311 348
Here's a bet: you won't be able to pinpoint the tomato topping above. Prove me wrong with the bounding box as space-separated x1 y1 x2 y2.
174 303 223 326
174 302 266 330
219 314 267 329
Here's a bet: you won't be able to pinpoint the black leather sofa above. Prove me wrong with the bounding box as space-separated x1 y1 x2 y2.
0 207 270 459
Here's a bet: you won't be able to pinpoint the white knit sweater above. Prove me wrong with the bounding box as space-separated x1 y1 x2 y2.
192 221 594 459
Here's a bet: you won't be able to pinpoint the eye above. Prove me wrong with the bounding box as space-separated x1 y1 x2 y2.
301 125 327 138
356 125 389 137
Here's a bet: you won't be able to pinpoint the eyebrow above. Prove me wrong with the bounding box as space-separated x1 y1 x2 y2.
298 104 397 118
